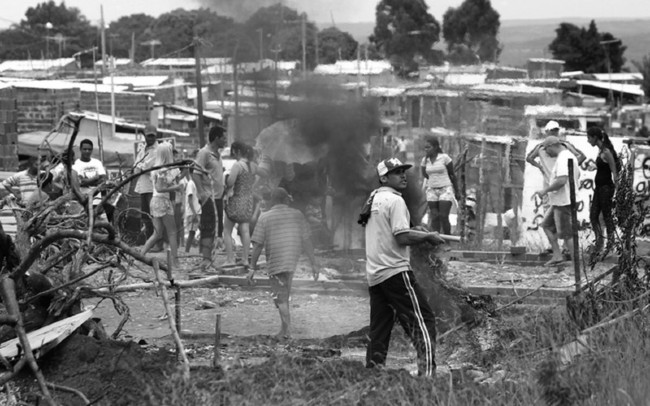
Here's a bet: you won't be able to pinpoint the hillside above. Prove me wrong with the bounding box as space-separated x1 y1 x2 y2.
319 18 650 69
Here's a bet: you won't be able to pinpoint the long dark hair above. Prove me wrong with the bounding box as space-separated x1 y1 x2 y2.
587 127 619 166
424 136 443 164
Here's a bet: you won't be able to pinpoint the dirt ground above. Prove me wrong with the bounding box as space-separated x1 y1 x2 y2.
5 245 623 405
87 246 615 343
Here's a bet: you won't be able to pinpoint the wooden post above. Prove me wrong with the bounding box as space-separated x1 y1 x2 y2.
166 250 181 338
458 147 468 246
152 260 190 379
194 37 206 146
496 148 504 251
212 314 221 368
568 159 581 291
476 137 487 246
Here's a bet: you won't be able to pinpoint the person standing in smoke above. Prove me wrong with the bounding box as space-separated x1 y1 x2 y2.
359 157 445 377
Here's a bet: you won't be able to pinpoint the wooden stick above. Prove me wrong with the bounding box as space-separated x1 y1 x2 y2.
166 250 182 349
212 314 221 369
151 260 190 380
568 159 581 292
93 274 222 293
582 303 650 335
496 148 504 251
495 284 547 312
0 278 57 406
46 382 89 405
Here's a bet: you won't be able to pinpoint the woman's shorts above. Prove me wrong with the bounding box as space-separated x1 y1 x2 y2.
184 214 200 232
425 185 454 202
150 196 174 218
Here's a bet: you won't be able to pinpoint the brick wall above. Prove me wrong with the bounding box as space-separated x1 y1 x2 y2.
0 87 18 171
14 86 81 133
79 91 152 124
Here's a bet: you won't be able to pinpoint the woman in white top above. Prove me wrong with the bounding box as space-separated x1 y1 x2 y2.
141 142 182 267
420 136 459 234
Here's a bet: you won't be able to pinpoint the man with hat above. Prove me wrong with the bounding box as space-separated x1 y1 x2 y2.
533 136 581 266
133 124 159 247
526 120 586 189
360 157 445 377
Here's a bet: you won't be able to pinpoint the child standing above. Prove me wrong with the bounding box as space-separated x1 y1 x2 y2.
184 168 201 252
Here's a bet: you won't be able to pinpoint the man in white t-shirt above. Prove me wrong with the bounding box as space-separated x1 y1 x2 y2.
360 157 445 377
533 136 580 266
73 139 108 217
526 120 586 188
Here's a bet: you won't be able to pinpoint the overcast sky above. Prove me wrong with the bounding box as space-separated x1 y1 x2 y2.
1 0 649 28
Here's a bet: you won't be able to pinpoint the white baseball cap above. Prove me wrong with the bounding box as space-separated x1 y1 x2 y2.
544 120 560 132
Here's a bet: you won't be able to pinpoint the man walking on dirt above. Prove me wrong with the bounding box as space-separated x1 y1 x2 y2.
359 157 445 377
533 136 581 266
248 187 318 339
193 125 227 271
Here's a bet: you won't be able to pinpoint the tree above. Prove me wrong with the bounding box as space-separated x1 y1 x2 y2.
317 27 358 64
147 8 236 60
369 0 440 76
245 4 318 68
442 0 501 64
0 1 97 60
108 14 156 62
632 54 650 102
549 20 626 73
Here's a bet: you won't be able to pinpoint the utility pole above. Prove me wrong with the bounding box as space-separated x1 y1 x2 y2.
194 37 206 146
100 5 107 76
314 30 319 66
600 38 621 107
301 13 306 78
141 39 161 60
45 22 52 59
130 32 135 64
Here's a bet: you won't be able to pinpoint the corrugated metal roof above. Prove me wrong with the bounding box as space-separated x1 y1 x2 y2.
404 88 462 98
577 80 644 97
470 83 562 95
313 60 392 76
591 73 643 82
430 127 525 144
366 87 406 97
141 57 230 67
528 58 565 64
442 73 487 86
0 58 76 72
95 58 133 67
0 78 79 90
103 75 170 87
524 105 604 117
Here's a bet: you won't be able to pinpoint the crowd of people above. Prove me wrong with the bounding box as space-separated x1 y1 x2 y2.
0 118 623 373
0 123 322 340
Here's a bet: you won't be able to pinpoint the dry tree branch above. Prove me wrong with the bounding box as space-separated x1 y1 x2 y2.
0 278 57 406
45 382 90 405
12 229 169 280
152 259 190 380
